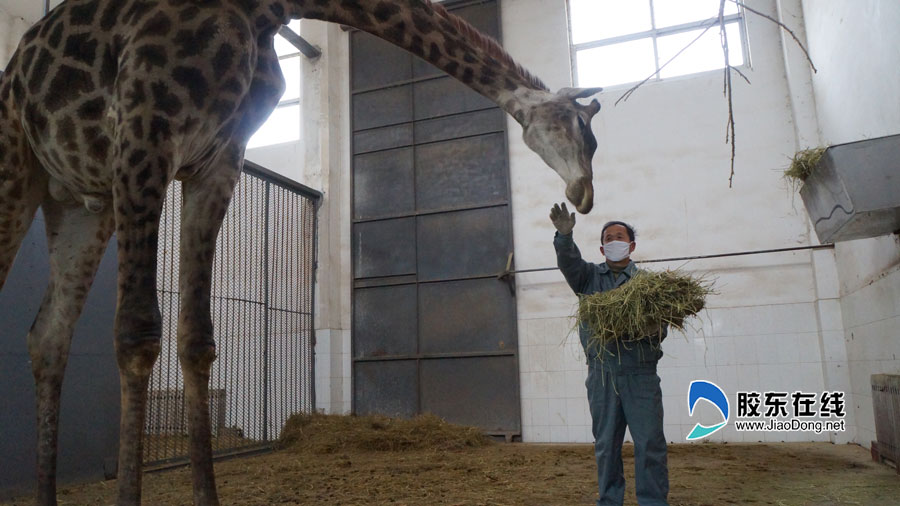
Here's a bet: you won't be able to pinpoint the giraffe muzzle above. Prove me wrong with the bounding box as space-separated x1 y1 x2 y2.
567 177 594 214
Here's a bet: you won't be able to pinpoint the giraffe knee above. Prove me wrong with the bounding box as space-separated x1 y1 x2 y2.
178 341 217 372
114 309 163 375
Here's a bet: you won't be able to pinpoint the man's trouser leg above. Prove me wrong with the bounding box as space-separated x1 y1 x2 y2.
587 363 627 506
620 372 669 506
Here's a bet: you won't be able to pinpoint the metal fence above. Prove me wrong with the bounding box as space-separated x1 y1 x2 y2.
144 161 321 468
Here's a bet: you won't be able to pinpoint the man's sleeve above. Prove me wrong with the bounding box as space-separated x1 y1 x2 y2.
553 231 594 294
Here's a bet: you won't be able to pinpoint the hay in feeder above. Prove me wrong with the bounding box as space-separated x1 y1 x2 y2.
784 147 826 183
577 270 713 357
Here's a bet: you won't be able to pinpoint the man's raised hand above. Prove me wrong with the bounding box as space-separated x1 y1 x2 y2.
550 202 576 235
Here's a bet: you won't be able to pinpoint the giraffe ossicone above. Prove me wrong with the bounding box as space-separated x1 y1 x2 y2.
0 1 603 505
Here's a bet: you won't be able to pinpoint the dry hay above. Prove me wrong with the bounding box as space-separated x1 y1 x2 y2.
279 412 490 454
784 146 826 183
577 270 713 359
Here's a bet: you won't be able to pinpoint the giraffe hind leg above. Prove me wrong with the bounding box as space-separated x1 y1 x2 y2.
0 113 46 290
28 196 115 506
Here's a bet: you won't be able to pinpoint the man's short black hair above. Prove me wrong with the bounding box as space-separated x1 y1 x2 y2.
601 221 636 243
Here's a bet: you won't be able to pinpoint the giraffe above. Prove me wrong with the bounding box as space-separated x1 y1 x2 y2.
0 0 603 504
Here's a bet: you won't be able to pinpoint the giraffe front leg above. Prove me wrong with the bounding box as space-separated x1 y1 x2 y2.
28 197 115 506
177 158 242 506
111 150 170 506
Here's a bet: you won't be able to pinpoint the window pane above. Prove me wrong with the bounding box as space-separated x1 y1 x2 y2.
247 104 300 148
274 33 297 56
570 0 652 44
275 21 305 56
576 38 656 88
280 56 301 102
653 0 739 29
286 19 302 33
657 21 743 79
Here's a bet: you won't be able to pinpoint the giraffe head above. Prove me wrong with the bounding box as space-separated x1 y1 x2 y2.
518 87 603 214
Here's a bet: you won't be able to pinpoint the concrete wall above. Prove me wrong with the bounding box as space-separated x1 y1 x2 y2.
246 19 354 416
0 5 30 69
802 0 900 450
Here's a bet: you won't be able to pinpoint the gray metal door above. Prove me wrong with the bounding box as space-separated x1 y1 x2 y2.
350 0 520 439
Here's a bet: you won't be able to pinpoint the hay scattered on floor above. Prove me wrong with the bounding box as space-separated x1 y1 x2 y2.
577 270 713 357
279 412 490 454
784 147 826 183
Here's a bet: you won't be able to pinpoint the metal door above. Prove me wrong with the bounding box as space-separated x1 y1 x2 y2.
350 0 520 439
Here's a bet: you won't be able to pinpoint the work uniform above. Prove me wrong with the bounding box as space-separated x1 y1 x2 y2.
554 231 669 506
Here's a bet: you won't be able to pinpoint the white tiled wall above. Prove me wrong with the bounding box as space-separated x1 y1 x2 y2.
518 317 592 443
802 0 900 452
314 328 352 415
841 266 900 448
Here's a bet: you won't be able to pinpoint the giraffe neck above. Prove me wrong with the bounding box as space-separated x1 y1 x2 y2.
285 0 548 120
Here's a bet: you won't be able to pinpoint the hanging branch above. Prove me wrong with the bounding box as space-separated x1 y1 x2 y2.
615 21 716 106
729 0 817 72
614 0 817 187
720 0 737 187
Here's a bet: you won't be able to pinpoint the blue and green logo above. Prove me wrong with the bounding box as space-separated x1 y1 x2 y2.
686 380 729 441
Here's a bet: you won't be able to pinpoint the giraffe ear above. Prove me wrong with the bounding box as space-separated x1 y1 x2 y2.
558 87 603 100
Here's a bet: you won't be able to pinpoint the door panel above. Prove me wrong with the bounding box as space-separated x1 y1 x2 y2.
413 77 496 120
352 33 412 90
353 217 416 278
350 0 520 438
420 356 519 432
354 360 418 418
354 147 415 220
414 133 508 212
416 206 511 281
352 86 413 130
418 278 516 355
354 284 418 358
414 108 505 145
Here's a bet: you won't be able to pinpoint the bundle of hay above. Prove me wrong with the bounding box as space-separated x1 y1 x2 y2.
577 270 713 357
784 147 826 183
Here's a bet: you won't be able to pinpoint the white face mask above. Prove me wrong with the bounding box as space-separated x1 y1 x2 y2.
602 240 632 262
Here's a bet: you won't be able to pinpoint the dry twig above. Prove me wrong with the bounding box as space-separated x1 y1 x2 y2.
614 0 817 187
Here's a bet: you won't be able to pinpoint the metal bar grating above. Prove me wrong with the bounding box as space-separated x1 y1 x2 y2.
144 165 320 467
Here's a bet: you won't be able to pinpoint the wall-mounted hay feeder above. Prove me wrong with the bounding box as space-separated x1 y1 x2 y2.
799 134 900 244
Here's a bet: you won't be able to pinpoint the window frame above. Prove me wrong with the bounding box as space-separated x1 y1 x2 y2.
247 28 306 149
568 1 749 89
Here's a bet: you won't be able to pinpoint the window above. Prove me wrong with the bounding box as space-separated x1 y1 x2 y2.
248 20 304 149
569 0 745 89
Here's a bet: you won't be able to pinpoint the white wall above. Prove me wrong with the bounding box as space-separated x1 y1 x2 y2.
0 4 30 69
802 0 900 450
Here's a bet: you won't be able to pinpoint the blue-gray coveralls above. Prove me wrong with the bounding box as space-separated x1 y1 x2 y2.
554 231 669 506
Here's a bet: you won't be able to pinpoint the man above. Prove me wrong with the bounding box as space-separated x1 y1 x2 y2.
550 202 669 506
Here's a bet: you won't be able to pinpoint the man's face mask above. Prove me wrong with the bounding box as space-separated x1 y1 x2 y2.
602 240 632 262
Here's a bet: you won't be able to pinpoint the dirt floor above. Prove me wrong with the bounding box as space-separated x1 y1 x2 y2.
4 414 900 506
